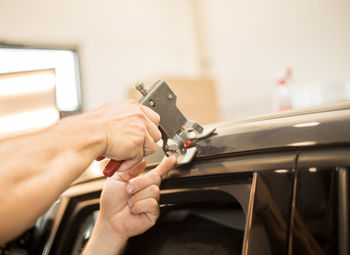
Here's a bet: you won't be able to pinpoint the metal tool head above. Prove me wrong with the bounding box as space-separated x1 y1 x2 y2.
135 80 216 165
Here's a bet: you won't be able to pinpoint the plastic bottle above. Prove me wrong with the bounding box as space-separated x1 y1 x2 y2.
274 67 293 112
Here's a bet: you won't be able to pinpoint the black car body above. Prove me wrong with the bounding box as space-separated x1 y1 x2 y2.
7 102 350 255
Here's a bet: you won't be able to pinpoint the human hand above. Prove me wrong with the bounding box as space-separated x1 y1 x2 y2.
100 156 176 237
88 100 162 172
83 156 176 255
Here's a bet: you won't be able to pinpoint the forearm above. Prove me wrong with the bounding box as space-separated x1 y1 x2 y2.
0 111 106 243
83 216 128 255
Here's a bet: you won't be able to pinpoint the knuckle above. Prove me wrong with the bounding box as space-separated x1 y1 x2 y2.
155 206 160 217
154 113 160 125
154 141 159 150
133 111 145 120
151 209 160 225
150 184 160 195
132 204 140 214
150 219 156 226
150 172 161 185
132 134 144 146
150 198 159 209
134 122 146 132
155 130 162 141
148 143 157 154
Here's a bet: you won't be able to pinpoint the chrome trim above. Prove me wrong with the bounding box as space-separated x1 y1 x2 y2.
337 167 349 255
42 179 105 254
287 168 298 254
42 198 69 255
62 179 105 198
242 172 257 255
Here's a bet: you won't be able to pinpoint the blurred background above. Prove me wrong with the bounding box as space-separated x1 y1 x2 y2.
0 0 349 132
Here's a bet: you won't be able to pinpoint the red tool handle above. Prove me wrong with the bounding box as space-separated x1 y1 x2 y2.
96 157 122 177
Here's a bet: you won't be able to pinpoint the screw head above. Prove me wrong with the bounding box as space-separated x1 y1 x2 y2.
135 81 144 90
135 82 148 96
168 94 174 100
149 99 155 107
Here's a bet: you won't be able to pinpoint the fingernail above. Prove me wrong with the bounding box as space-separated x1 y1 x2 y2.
127 184 135 194
128 198 134 208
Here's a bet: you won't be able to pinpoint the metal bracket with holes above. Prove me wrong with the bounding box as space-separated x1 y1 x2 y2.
135 80 216 165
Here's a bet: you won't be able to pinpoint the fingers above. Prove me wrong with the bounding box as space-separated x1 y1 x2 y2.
119 126 156 171
118 155 143 173
133 103 161 144
99 130 155 176
155 156 177 177
126 156 176 194
128 184 160 208
143 127 158 156
117 128 158 172
103 127 157 174
130 197 159 216
126 171 160 194
143 115 162 144
140 105 160 126
125 157 176 228
140 104 161 143
115 161 146 182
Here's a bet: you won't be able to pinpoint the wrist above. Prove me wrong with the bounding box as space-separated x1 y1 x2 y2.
83 215 128 255
58 111 107 158
95 215 128 242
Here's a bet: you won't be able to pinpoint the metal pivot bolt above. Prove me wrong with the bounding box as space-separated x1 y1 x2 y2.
149 100 155 107
135 82 148 96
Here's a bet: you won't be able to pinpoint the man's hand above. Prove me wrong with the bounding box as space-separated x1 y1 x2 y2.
86 99 162 172
83 156 176 255
0 99 163 243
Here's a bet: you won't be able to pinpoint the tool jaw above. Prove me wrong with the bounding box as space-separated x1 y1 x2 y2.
136 80 215 165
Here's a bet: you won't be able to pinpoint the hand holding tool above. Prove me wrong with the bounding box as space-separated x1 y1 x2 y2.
135 80 216 165
100 80 216 177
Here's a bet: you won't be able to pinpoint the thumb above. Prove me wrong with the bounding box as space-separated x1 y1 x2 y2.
155 156 177 178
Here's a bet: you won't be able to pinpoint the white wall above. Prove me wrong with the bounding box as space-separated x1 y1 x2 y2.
0 0 350 120
200 0 350 119
0 0 200 110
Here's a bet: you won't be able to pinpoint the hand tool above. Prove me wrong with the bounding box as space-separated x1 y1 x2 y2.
135 80 216 165
96 157 122 177
101 80 216 177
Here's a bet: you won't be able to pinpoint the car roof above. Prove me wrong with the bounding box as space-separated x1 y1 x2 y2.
75 101 350 183
146 101 350 161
